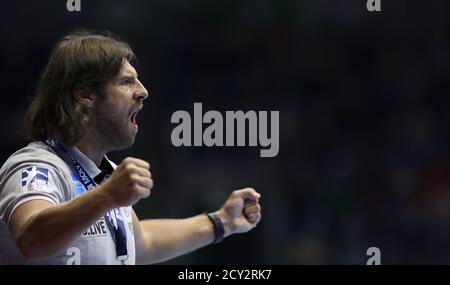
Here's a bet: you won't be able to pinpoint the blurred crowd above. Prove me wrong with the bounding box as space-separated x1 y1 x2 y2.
2 0 450 264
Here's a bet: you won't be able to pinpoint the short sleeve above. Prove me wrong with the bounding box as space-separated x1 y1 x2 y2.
0 162 71 226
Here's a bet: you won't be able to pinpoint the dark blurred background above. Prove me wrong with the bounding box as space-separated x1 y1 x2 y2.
2 0 450 264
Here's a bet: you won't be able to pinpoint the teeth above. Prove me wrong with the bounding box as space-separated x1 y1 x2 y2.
131 109 140 125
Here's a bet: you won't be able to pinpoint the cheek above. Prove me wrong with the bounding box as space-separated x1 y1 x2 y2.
96 104 123 121
103 99 129 115
96 92 132 120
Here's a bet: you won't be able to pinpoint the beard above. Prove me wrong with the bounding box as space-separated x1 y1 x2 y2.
93 99 136 151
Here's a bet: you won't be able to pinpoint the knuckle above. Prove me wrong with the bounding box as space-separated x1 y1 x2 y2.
149 179 154 189
126 172 135 181
131 184 140 193
130 173 140 181
124 163 134 172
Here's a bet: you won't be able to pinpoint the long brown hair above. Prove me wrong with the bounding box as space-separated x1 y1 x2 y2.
25 30 136 146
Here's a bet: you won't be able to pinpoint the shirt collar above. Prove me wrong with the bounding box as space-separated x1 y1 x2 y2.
65 147 106 178
42 139 116 179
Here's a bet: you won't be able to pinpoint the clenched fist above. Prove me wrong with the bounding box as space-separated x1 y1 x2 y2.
97 157 153 208
216 188 262 237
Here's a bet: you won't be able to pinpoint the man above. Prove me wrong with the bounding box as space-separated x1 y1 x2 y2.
0 30 262 265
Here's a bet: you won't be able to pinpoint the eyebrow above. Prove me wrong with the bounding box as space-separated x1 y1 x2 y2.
119 68 139 78
118 73 138 80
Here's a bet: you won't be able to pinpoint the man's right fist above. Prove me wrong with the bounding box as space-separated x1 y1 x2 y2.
98 157 153 208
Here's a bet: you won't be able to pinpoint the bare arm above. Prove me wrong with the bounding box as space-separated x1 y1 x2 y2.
133 211 216 264
10 157 152 260
10 189 111 259
134 188 262 265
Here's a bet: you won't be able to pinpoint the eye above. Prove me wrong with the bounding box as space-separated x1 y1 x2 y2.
120 79 133 86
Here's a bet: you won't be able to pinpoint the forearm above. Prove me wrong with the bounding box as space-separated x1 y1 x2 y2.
137 214 217 264
14 188 111 259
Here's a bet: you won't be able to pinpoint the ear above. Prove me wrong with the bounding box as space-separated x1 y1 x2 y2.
73 85 97 108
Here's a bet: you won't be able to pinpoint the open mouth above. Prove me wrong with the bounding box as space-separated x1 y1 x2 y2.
130 110 139 127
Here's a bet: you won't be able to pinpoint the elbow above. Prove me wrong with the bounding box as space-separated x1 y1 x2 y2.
16 231 42 260
15 226 53 260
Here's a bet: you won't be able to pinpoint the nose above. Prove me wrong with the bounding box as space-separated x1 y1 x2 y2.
134 79 149 101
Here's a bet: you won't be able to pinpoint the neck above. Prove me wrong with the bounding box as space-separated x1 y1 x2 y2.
75 136 107 166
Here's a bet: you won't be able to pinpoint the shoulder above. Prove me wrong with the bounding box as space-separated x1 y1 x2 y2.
0 141 72 183
8 141 62 162
3 141 66 167
0 142 75 222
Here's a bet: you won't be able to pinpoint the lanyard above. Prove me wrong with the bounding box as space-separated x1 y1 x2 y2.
44 139 128 264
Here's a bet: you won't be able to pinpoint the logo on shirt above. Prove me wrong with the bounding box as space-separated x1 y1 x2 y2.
83 219 108 237
21 166 49 192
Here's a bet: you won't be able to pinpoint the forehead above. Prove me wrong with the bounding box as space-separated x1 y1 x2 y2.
118 60 137 76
